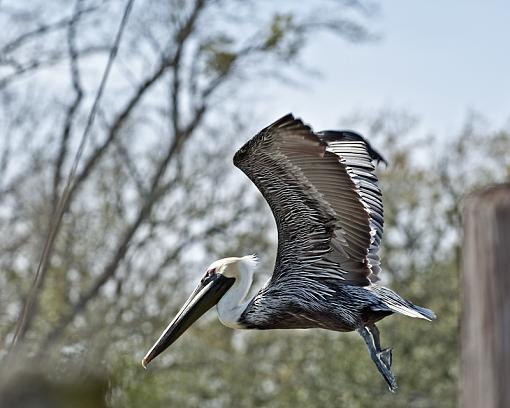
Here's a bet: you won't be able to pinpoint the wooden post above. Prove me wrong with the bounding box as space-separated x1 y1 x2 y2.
462 183 510 408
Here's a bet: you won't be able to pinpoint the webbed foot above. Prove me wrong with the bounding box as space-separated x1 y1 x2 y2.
358 327 398 392
378 347 392 370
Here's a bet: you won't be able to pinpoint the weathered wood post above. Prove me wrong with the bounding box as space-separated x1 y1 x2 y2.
462 183 510 408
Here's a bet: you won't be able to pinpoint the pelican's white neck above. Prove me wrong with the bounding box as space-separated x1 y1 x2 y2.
216 256 257 329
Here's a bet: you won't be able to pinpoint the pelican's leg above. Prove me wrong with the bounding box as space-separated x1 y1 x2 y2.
368 323 392 370
358 327 397 392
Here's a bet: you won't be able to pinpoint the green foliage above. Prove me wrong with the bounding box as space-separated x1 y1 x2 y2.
0 372 108 408
263 13 302 60
265 14 292 49
202 35 237 76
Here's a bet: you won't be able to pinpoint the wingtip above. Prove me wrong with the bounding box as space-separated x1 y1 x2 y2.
316 130 388 166
271 113 296 128
376 156 389 168
371 147 388 167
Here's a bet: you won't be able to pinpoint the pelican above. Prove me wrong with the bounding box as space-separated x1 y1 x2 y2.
142 114 435 391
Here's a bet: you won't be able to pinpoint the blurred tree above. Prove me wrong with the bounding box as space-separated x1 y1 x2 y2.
1 0 509 407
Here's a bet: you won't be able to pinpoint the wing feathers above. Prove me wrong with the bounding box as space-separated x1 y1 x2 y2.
234 114 385 287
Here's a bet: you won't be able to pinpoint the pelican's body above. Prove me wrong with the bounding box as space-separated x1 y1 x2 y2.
211 256 397 332
142 114 436 392
242 279 406 331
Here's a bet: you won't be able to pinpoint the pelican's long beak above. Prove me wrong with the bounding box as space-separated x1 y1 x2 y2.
142 273 234 368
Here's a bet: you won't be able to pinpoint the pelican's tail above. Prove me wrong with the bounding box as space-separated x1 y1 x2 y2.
410 304 436 321
370 286 437 321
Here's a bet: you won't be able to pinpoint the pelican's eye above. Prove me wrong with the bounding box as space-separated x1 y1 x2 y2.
201 268 217 284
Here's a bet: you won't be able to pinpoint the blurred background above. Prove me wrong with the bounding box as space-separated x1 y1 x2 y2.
1 0 509 407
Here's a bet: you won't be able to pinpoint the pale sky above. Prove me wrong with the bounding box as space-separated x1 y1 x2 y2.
260 0 510 136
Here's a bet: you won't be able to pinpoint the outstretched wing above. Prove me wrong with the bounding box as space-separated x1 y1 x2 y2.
234 114 385 287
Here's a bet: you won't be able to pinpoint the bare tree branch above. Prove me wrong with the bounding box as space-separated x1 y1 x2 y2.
8 0 136 354
52 0 84 210
9 1 88 342
68 0 206 200
0 45 108 90
39 0 208 349
0 5 98 56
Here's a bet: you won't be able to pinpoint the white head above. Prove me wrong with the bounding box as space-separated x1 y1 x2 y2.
142 255 257 368
206 254 258 279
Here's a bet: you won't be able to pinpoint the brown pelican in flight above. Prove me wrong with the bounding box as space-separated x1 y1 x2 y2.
142 114 436 391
